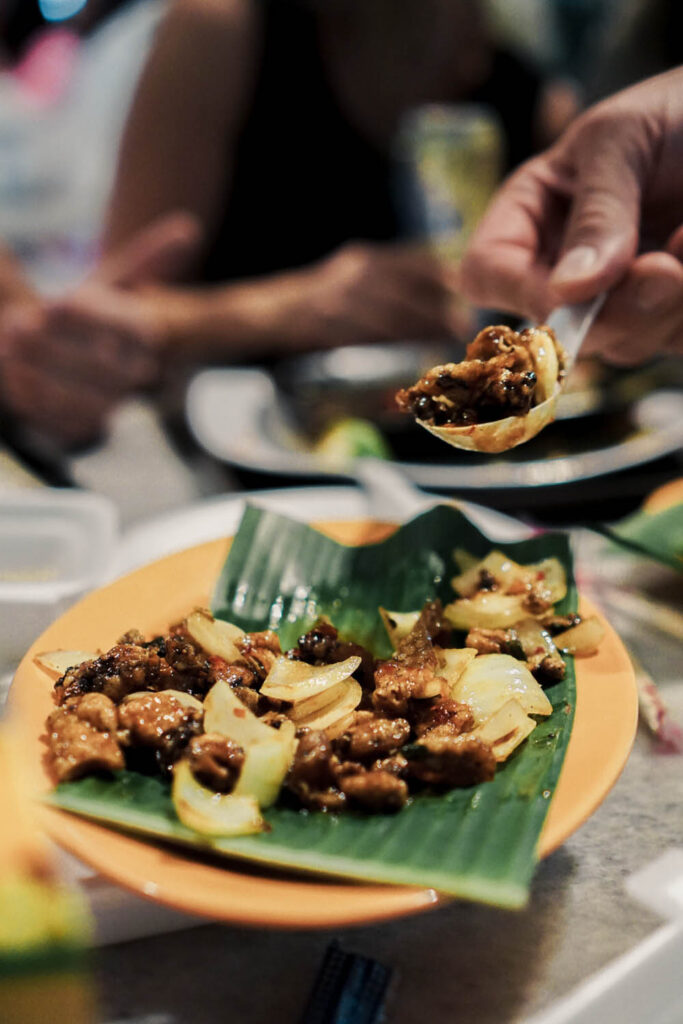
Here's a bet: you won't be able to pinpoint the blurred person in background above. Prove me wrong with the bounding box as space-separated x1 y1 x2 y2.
0 0 579 451
0 0 165 453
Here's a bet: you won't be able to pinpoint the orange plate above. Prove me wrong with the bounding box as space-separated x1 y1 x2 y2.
8 521 638 929
642 477 683 514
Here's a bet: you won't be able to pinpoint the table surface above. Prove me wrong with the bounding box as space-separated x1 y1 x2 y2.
2 398 682 1024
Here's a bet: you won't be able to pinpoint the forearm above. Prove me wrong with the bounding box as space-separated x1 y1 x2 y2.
148 270 321 361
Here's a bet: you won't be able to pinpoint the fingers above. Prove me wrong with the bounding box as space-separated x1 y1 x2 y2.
462 108 654 318
547 113 649 305
96 211 203 288
581 250 683 363
0 292 160 430
0 356 117 447
459 157 567 319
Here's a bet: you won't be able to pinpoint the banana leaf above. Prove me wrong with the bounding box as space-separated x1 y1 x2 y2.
47 504 576 909
601 502 683 572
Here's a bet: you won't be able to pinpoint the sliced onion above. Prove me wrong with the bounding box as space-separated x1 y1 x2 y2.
472 698 537 761
233 732 297 808
526 327 560 402
185 609 245 662
172 759 264 837
34 650 98 676
451 653 552 724
289 678 362 732
553 616 605 656
437 647 477 689
444 592 527 630
260 654 360 702
513 618 559 663
379 608 421 650
203 679 281 747
452 550 520 598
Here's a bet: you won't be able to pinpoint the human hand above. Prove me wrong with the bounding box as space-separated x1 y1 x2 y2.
292 241 468 348
459 67 683 363
0 213 201 448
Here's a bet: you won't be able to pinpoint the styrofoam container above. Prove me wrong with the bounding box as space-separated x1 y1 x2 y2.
0 490 118 672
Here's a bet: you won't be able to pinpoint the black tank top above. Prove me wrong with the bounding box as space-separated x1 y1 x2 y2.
201 1 542 283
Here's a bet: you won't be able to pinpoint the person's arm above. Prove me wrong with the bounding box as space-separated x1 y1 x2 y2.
102 0 463 358
103 0 260 259
459 66 683 363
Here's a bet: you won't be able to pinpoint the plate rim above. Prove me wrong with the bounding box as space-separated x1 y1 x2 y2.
8 523 638 929
186 366 683 491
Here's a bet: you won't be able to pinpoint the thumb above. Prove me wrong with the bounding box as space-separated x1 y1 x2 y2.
96 211 203 288
549 126 643 304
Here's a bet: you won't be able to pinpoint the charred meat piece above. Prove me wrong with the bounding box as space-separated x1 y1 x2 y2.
286 730 346 812
372 617 445 717
238 630 282 680
396 325 538 427
118 692 202 749
372 661 437 717
54 636 212 706
414 600 451 647
210 661 259 689
522 583 554 617
410 697 474 738
372 753 409 777
543 614 583 635
336 715 411 762
533 653 566 685
118 691 203 776
295 620 375 689
406 732 496 787
209 657 283 715
465 628 516 655
339 769 408 812
47 693 124 782
186 733 245 793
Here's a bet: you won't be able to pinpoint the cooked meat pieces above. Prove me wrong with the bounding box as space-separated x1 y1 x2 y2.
522 582 554 617
238 630 282 680
465 628 514 655
465 325 534 367
118 692 202 749
47 694 124 782
287 730 339 793
210 661 259 689
372 661 437 717
187 733 245 793
413 600 451 646
406 732 496 787
372 620 445 716
533 653 566 684
396 324 538 426
543 613 583 634
339 770 408 812
295 620 376 689
337 715 411 762
54 635 212 705
411 697 474 738
286 729 348 811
